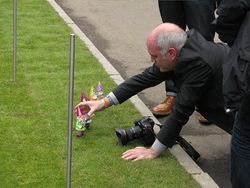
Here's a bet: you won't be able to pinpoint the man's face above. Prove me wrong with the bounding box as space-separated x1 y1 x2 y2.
147 44 174 72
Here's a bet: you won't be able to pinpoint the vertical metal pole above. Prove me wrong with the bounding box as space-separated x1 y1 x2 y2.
66 34 75 188
13 0 17 81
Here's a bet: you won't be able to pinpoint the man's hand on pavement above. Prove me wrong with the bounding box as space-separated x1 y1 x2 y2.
121 147 159 161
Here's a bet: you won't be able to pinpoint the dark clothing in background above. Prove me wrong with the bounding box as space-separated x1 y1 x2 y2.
112 30 233 147
214 0 250 187
222 12 250 111
214 0 250 46
214 0 250 110
231 94 250 188
158 0 215 41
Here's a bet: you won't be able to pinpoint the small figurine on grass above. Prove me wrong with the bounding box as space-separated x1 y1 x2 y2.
89 86 97 101
75 82 105 137
75 91 91 137
96 81 104 100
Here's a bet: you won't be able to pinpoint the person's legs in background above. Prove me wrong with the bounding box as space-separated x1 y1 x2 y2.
158 1 185 28
184 0 215 41
231 94 250 188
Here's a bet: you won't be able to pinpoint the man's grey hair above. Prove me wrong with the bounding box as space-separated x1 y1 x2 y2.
156 31 187 56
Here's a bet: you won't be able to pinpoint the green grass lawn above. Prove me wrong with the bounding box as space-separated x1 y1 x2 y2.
0 0 200 187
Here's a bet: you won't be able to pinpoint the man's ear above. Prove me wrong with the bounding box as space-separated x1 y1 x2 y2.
168 48 177 60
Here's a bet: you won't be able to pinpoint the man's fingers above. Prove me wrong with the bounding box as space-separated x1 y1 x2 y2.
75 101 87 109
121 147 159 161
133 155 144 161
122 152 145 161
122 149 135 156
122 147 145 155
121 151 133 158
122 149 136 158
122 154 137 160
122 147 147 161
122 152 141 160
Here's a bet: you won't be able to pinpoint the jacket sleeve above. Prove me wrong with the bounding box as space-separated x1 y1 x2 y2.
112 64 175 104
156 61 213 147
213 0 250 45
217 0 250 21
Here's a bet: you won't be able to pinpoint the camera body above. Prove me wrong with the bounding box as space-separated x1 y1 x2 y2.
115 117 155 146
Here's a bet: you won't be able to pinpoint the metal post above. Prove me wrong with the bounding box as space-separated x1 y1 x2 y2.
13 0 17 81
66 34 75 188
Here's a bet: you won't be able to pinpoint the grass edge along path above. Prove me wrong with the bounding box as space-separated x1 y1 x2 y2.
0 0 200 187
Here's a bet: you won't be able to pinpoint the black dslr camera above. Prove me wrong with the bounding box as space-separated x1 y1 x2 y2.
115 117 155 146
115 117 200 161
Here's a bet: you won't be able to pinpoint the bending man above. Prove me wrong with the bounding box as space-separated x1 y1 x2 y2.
76 23 233 161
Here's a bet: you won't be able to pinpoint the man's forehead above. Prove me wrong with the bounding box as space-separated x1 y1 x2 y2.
148 41 159 54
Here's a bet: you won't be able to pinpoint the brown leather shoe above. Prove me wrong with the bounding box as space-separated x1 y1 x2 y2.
151 96 176 116
197 113 212 125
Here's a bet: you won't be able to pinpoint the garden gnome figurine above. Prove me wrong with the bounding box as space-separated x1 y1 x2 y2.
75 90 91 137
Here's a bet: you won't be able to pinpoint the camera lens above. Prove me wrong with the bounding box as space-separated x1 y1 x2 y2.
115 128 127 145
115 126 142 146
